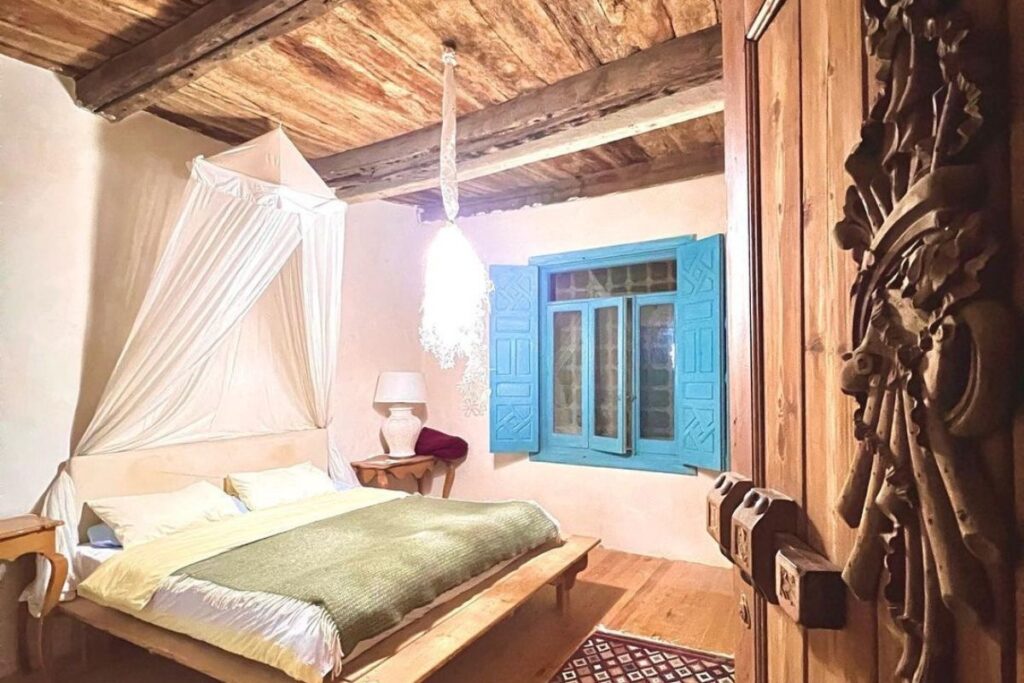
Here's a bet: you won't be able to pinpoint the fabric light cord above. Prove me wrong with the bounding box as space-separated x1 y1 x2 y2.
440 46 459 223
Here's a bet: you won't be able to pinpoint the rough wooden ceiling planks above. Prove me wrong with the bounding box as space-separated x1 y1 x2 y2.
0 0 210 74
0 0 725 206
392 112 725 207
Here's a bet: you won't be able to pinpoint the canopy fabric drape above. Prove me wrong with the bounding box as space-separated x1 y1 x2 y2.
75 162 305 455
24 130 354 614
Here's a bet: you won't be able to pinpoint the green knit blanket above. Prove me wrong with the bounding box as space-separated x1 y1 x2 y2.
174 495 559 655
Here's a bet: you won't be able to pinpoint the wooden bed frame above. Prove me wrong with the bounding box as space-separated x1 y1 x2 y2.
48 430 598 682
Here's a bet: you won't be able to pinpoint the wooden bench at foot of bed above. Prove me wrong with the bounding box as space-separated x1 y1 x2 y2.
58 535 600 683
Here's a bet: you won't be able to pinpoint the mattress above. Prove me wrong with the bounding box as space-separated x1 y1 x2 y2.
75 537 524 681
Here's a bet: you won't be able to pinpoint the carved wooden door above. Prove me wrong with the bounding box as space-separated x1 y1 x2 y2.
721 0 1021 681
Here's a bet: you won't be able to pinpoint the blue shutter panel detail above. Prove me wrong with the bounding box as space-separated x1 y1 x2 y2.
489 265 540 453
676 234 726 470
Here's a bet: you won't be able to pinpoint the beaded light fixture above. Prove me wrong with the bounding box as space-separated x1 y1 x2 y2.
419 43 490 416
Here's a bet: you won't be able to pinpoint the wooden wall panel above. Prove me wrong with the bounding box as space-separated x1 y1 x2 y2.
756 0 803 522
756 0 803 526
755 2 805 681
797 0 879 681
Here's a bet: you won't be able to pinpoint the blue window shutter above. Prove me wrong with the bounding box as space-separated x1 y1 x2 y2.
676 234 726 470
489 265 540 453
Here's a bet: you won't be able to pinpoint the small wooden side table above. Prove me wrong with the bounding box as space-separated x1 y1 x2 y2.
0 514 68 674
352 455 463 498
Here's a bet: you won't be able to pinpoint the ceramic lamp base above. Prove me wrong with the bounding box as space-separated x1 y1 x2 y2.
382 405 422 457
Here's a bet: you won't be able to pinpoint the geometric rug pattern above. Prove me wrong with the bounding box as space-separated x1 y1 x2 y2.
550 629 735 683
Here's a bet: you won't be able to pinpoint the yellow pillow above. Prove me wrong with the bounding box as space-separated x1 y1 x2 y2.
227 462 335 511
88 481 242 548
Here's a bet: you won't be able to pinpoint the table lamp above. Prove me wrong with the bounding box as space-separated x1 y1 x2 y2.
374 372 427 457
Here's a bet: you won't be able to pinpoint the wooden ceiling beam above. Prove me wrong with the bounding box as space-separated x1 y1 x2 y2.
75 0 351 120
414 141 725 222
313 26 724 202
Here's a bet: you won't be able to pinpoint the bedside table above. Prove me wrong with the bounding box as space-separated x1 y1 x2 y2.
0 514 68 673
352 455 463 498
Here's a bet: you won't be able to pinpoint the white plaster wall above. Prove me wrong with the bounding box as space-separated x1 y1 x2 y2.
0 56 229 517
0 54 225 674
334 200 431 461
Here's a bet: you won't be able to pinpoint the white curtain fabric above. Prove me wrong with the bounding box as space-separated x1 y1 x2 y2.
24 130 355 614
75 162 304 455
293 219 346 445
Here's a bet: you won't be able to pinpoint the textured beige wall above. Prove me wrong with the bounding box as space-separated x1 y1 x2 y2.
0 55 225 675
334 200 432 461
415 175 732 567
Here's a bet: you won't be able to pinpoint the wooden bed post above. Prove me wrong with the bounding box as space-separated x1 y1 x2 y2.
551 554 589 616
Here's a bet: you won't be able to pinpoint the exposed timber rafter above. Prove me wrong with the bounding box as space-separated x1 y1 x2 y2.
75 0 352 120
313 26 724 203
414 141 725 221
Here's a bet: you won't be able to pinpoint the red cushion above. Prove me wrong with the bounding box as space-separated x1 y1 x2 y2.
415 427 468 461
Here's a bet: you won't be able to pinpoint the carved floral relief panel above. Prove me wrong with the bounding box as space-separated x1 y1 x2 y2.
834 0 1016 680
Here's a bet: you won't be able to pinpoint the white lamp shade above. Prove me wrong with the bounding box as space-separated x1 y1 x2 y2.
374 372 427 404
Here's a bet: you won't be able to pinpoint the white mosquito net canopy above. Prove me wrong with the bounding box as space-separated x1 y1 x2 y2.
25 128 354 612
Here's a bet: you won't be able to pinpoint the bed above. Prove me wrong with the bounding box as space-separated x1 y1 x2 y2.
49 430 598 682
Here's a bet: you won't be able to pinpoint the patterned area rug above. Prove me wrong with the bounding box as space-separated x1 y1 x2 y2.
551 629 735 683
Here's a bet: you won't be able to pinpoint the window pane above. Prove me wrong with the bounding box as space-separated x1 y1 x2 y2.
639 304 675 441
593 306 619 438
550 260 676 301
552 310 583 435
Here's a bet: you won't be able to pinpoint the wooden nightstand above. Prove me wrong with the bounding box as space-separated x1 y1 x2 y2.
352 455 463 498
0 514 68 674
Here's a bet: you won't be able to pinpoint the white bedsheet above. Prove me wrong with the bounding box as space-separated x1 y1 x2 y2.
77 544 342 676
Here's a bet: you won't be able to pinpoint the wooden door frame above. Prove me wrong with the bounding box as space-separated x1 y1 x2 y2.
740 0 786 488
723 1 789 681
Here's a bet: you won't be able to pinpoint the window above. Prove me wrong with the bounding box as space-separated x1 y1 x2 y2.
488 235 726 474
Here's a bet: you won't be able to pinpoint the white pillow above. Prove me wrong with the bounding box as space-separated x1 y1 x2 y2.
227 462 335 511
88 481 242 548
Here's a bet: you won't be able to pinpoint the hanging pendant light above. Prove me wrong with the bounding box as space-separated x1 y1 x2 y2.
419 43 491 415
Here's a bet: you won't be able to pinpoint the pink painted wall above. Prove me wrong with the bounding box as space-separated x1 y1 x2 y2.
364 175 732 566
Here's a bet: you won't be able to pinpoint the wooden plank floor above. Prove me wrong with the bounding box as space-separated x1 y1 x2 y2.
3 548 738 683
